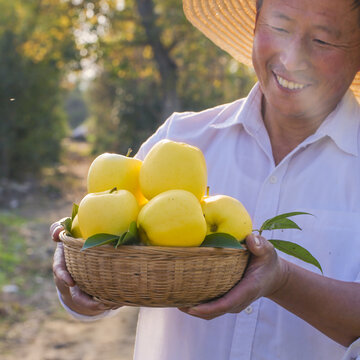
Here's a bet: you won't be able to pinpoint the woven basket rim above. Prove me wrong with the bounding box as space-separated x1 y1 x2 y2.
59 230 248 255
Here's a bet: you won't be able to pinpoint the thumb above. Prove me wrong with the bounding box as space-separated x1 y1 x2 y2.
245 234 273 257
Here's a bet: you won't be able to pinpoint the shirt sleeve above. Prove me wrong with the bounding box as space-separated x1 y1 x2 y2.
56 287 121 322
341 337 360 360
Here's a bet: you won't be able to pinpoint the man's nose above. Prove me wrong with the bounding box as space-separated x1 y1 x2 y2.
279 37 309 72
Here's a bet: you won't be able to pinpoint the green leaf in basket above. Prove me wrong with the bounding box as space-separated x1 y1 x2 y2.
259 212 312 235
71 203 79 220
200 233 244 249
82 233 120 251
60 217 72 235
115 221 141 247
269 239 323 274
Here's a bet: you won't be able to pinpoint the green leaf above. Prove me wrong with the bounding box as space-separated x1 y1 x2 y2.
115 232 127 248
81 233 120 251
200 233 244 249
71 203 79 220
60 217 72 235
264 218 301 231
269 239 323 274
260 212 313 233
115 221 140 247
128 221 138 238
123 221 140 245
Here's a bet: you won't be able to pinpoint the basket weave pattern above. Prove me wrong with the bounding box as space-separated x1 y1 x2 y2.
60 232 250 307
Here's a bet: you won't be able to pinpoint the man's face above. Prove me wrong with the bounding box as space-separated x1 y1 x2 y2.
252 0 360 120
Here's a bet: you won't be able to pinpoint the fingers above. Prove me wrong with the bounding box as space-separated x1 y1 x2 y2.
69 286 113 312
53 242 76 287
245 233 274 257
179 299 229 320
179 235 276 320
50 217 69 242
180 282 256 320
53 243 120 314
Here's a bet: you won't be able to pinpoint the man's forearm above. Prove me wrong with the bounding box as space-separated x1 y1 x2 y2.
268 260 360 347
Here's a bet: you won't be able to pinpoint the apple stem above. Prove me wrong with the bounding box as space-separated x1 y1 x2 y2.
206 186 210 197
110 187 117 193
126 148 133 157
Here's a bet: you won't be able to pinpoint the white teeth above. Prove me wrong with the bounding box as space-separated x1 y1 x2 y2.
276 75 305 90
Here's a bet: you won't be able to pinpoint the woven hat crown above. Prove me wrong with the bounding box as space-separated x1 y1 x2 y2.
183 0 360 102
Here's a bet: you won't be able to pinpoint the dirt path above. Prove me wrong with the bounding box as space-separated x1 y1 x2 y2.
0 140 138 360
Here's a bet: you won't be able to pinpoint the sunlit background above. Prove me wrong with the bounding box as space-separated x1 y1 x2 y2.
0 0 255 358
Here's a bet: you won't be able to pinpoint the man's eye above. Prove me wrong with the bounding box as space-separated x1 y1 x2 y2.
314 39 331 46
271 26 288 33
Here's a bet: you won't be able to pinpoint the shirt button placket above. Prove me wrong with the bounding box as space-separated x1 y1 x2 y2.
229 163 289 360
252 163 289 232
229 301 260 360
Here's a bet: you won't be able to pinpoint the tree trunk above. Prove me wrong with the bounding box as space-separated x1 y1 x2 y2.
136 0 182 120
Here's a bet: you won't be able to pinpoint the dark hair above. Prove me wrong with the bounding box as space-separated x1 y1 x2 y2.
256 0 360 25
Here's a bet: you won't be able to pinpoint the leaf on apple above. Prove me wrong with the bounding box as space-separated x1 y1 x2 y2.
81 233 120 250
60 217 72 235
60 204 79 236
81 221 141 250
200 233 244 249
268 239 323 274
115 221 140 247
71 203 79 220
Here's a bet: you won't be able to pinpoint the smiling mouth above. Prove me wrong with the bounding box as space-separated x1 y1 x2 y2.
274 73 307 90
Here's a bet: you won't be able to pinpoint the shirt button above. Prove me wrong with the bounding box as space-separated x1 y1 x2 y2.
269 175 277 184
244 306 253 314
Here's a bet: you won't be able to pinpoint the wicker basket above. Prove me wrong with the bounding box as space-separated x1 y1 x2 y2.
59 231 250 307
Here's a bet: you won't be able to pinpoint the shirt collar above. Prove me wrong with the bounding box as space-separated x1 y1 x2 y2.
210 83 263 133
311 90 360 156
211 83 360 157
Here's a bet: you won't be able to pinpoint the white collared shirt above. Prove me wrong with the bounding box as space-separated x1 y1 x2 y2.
60 83 360 359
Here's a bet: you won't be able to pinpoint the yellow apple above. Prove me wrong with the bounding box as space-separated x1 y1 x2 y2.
78 189 139 239
87 152 147 206
139 140 207 201
70 214 83 239
137 189 207 247
201 194 252 241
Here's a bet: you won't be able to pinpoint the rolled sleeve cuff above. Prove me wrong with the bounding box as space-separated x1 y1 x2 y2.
342 338 360 360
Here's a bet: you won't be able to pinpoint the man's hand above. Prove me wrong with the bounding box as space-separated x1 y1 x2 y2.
179 234 289 320
50 220 121 316
50 218 68 243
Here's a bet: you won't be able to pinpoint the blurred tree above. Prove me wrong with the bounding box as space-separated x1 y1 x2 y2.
0 0 80 180
0 0 256 179
85 0 256 155
65 86 89 130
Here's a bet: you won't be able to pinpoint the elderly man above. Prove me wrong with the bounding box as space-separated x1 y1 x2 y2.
52 0 360 358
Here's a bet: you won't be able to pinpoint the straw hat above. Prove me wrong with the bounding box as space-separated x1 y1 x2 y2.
183 0 360 102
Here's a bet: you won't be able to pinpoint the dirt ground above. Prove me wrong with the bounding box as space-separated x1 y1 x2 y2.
0 140 138 360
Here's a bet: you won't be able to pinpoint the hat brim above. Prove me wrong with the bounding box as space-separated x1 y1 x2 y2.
183 0 360 102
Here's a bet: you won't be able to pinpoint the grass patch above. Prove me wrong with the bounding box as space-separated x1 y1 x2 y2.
0 212 28 289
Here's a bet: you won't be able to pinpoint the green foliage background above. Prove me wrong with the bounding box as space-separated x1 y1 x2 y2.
0 0 256 181
0 0 80 180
